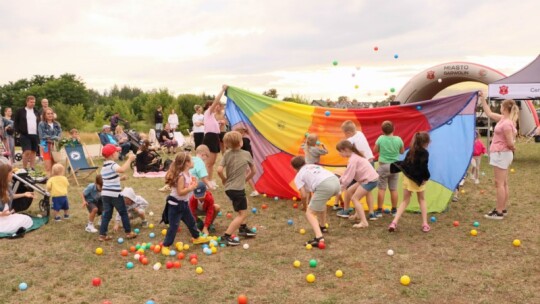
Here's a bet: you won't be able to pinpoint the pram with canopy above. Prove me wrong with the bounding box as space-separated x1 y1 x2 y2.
11 169 51 218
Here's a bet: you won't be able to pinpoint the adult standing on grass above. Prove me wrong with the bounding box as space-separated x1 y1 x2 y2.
110 112 127 133
3 107 15 164
167 109 179 132
478 91 519 220
192 105 205 149
202 85 227 189
154 106 164 135
14 96 40 171
38 108 62 177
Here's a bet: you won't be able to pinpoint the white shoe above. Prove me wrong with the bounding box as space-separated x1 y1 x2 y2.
85 223 98 233
474 179 480 185
250 191 260 197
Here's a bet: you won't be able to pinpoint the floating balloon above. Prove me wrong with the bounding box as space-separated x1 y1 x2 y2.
390 88 395 93
324 110 330 117
394 54 399 59
374 46 379 51
354 85 359 89
332 60 338 66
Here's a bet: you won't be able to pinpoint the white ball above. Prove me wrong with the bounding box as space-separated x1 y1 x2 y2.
134 254 140 260
153 263 161 271
387 249 394 256
37 214 42 218
243 244 250 250
437 78 442 83
149 211 154 216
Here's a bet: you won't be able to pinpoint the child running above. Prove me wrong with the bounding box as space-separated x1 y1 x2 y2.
373 121 404 217
217 131 257 246
46 163 70 222
291 156 340 247
162 152 209 248
469 130 486 184
388 132 431 232
81 175 103 233
336 140 379 228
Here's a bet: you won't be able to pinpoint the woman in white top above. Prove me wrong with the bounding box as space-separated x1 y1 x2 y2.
192 105 205 149
168 109 179 131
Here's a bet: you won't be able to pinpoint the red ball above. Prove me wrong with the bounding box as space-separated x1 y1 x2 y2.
102 301 112 304
129 246 136 253
238 294 248 304
453 221 460 227
92 277 101 287
293 203 298 209
120 249 128 257
141 257 149 265
374 46 379 51
318 242 326 250
226 213 233 219
189 254 198 260
159 242 164 246
177 252 185 260
150 245 155 251
190 258 198 265
261 204 268 209
138 255 146 263
173 261 181 268
166 261 174 269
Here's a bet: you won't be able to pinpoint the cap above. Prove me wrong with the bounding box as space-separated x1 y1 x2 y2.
102 144 121 157
193 181 207 198
102 124 111 130
120 187 137 202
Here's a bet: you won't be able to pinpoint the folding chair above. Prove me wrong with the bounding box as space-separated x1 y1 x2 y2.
64 144 99 186
525 126 538 143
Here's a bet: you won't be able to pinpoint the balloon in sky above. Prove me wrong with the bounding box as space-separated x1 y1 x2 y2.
354 85 359 89
352 73 355 77
390 88 396 93
394 54 399 59
332 60 338 66
374 46 379 51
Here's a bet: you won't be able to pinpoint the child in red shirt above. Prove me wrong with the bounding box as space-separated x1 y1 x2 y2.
189 182 221 235
469 130 487 184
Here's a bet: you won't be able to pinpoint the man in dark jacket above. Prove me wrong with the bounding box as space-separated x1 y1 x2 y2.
154 106 163 136
14 96 40 170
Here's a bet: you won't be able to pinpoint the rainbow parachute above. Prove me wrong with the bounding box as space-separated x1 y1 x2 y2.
225 87 477 212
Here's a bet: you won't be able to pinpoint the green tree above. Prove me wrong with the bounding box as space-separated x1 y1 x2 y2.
283 94 309 104
263 88 278 99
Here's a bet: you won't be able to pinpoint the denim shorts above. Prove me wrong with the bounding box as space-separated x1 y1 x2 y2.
361 180 378 192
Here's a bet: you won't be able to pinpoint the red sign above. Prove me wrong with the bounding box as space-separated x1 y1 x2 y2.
426 70 435 80
499 85 509 95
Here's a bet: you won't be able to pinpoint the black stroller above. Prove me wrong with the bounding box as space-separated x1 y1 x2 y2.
11 169 51 218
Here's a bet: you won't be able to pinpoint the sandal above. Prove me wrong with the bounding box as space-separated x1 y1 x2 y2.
352 222 369 229
125 232 138 239
388 222 397 232
98 235 112 241
422 224 431 233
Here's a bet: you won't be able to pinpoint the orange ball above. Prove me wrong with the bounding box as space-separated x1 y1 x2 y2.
190 258 198 265
261 204 268 209
293 203 298 209
129 246 136 253
120 249 128 257
292 197 297 201
150 245 155 251
238 294 248 304
226 213 232 219
141 257 149 265
173 261 181 268
177 252 185 260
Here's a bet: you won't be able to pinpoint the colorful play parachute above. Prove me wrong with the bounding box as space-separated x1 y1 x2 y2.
225 87 477 212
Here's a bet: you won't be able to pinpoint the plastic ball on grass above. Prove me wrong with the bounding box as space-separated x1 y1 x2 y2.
183 244 190 250
134 253 140 260
513 239 521 247
293 203 298 209
384 208 390 214
306 244 313 250
126 262 134 269
287 219 293 226
161 229 167 236
251 207 257 214
234 236 240 242
243 243 250 250
121 249 128 257
117 237 124 244
177 252 185 260
18 282 28 291
299 228 306 235
103 300 112 304
453 221 460 227
153 263 161 271
92 277 101 287
309 259 317 268
387 249 394 256
149 211 154 216
149 223 154 229
226 213 232 219
306 273 316 283
166 261 174 269
141 257 149 265
430 216 436 223
335 270 343 278
251 227 257 233
134 228 140 234
438 78 442 83
470 229 478 236
146 300 156 304
293 260 301 268
203 248 212 255
217 211 222 216
95 247 103 255
170 250 176 256
238 294 248 304
211 246 217 254
318 242 326 249
400 275 411 286
261 204 268 209
274 196 279 201
190 258 198 265
473 221 480 227
173 261 181 268
196 266 203 274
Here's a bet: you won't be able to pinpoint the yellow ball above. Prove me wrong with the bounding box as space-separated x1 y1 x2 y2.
335 270 343 278
263 194 267 197
293 260 301 268
161 247 170 256
161 229 167 236
510 168 515 173
196 267 203 274
292 197 297 201
306 244 313 250
470 229 478 236
183 244 190 250
306 273 316 283
460 189 465 194
513 239 521 247
400 275 411 286
95 247 103 255
299 229 306 235
211 246 217 254
149 224 154 229
325 223 329 229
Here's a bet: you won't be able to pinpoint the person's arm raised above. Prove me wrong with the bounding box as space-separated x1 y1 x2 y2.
208 85 228 113
478 91 502 122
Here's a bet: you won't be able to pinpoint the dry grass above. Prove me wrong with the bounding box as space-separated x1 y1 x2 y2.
2 140 539 304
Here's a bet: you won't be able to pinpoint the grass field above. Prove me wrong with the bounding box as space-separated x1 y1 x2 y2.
1 138 539 304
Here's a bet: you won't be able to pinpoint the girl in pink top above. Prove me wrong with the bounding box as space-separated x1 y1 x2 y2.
479 91 519 220
469 130 487 184
336 140 379 228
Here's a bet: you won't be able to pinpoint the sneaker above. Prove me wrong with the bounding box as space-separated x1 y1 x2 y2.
63 215 70 220
452 196 459 202
484 210 504 220
192 236 210 244
305 237 324 247
502 209 508 217
391 208 397 216
332 204 343 211
374 209 383 218
54 216 62 222
368 213 378 221
141 220 149 228
337 209 350 218
221 235 240 246
238 226 257 237
474 179 480 185
85 223 98 233
250 191 260 197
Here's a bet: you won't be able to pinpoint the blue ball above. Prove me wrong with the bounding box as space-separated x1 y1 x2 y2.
126 262 134 269
149 232 155 238
146 301 156 304
202 244 209 249
384 208 391 214
134 228 140 234
316 140 320 145
233 236 240 242
324 110 331 117
170 250 176 256
473 221 480 227
416 105 422 110
217 211 222 216
287 219 293 226
251 207 257 214
117 237 124 244
251 227 257 233
430 216 437 223
220 243 226 247
19 282 28 291
394 54 399 59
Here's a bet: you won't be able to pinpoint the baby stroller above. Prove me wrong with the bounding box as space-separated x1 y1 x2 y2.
126 129 142 150
11 169 51 218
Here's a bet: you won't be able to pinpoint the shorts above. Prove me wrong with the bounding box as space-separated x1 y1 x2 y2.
203 132 221 153
225 189 247 212
219 132 226 142
361 180 379 192
489 151 513 170
40 142 54 161
52 196 69 211
377 163 399 190
403 176 426 193
309 176 341 212
86 200 103 216
20 134 39 153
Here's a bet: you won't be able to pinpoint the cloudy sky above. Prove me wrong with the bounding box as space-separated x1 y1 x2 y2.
1 0 539 102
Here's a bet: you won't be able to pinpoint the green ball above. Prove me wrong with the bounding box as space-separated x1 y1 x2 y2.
390 88 396 93
332 60 338 66
309 259 317 268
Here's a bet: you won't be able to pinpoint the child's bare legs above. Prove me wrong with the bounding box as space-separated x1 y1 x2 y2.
350 187 369 226
206 152 217 181
366 191 374 215
493 167 509 212
88 207 98 222
377 188 386 210
343 183 358 215
306 208 323 238
417 191 428 226
225 210 248 235
473 157 481 180
391 190 412 225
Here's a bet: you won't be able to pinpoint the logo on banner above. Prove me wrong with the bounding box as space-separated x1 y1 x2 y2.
478 69 487 78
499 85 509 95
426 70 435 80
